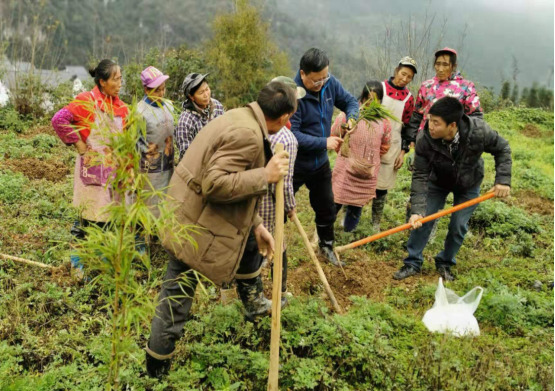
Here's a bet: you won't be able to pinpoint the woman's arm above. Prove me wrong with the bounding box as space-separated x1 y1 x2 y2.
51 108 87 154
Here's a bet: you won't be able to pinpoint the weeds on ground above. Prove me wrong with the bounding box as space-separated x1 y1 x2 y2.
0 107 552 390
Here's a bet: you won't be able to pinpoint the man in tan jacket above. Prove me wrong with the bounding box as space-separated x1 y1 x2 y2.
146 81 297 378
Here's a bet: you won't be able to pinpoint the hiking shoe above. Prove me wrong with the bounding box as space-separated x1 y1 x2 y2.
393 265 420 280
437 266 455 281
319 245 345 267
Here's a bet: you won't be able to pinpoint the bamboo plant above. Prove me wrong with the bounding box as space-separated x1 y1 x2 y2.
340 91 400 157
71 99 197 390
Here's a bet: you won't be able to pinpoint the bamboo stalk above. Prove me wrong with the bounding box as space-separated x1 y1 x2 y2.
268 143 285 390
335 192 495 253
0 253 55 269
291 214 343 314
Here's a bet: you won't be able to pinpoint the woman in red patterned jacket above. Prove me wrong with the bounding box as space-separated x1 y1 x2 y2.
51 59 128 273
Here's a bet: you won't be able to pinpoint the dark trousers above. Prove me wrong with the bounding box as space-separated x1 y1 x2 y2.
293 161 337 244
148 229 262 356
404 182 481 270
336 203 363 232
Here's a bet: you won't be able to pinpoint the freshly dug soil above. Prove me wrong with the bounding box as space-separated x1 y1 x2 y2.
1 157 70 182
266 255 437 310
521 124 542 138
509 190 554 216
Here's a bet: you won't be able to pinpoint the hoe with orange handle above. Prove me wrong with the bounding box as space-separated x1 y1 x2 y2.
334 192 495 258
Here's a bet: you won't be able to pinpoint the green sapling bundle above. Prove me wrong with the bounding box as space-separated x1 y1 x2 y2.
340 93 400 157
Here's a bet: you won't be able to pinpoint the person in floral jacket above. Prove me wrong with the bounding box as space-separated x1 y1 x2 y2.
406 47 483 144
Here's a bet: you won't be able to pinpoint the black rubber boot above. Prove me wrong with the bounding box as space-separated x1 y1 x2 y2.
236 276 272 322
145 347 171 379
372 193 387 231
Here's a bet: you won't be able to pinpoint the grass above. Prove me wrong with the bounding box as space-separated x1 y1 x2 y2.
0 106 553 390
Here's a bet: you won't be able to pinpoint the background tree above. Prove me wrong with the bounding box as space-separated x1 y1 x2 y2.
500 80 510 101
527 82 540 108
510 83 519 105
119 45 205 104
521 87 529 105
537 86 554 110
205 0 290 108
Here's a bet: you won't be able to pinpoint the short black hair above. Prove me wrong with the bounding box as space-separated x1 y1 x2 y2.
300 48 329 74
359 80 383 102
428 96 464 125
257 81 297 120
88 59 119 89
435 51 457 67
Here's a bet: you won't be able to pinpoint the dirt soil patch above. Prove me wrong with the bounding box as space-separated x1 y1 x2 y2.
20 124 56 139
0 157 70 181
521 124 543 138
269 256 437 311
510 190 554 216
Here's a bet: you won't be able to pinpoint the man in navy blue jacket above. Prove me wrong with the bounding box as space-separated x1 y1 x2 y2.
291 48 359 266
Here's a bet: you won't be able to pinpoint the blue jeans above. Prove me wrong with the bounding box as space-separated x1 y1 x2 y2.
404 182 481 270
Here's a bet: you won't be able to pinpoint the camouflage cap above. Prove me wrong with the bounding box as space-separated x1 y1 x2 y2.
398 56 418 74
270 76 306 99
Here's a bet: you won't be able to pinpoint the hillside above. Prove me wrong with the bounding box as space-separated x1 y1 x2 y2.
2 0 553 95
0 107 552 389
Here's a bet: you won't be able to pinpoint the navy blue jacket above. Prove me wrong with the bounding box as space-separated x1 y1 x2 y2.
291 72 359 173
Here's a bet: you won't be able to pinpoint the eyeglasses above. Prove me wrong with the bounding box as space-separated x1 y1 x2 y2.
310 74 331 87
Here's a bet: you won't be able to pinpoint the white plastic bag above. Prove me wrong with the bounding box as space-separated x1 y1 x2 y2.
422 278 484 337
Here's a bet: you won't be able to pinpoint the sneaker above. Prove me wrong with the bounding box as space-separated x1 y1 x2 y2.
393 265 420 280
319 245 345 267
437 266 455 281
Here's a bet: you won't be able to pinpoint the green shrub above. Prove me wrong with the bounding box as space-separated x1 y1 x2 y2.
517 168 554 199
479 287 527 334
31 134 58 153
469 201 541 238
0 171 28 204
0 105 33 133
